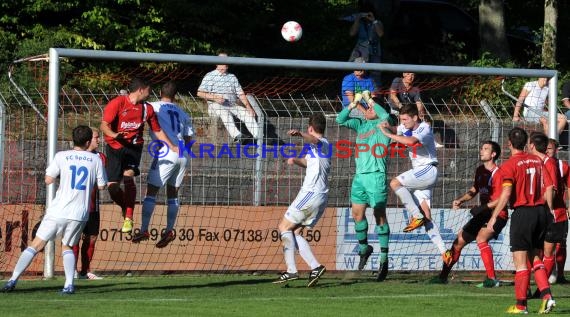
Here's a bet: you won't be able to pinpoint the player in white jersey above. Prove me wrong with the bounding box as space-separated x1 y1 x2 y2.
273 113 331 287
2 126 107 294
379 103 450 265
132 81 193 248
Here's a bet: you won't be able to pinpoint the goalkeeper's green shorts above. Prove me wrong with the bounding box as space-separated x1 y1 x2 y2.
350 171 387 209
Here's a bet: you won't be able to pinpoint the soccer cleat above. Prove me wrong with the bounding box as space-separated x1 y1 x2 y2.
131 231 150 243
272 272 299 284
403 216 425 232
538 298 556 314
476 277 500 288
156 230 175 248
2 280 16 292
556 276 569 284
427 276 448 284
60 285 75 295
79 272 103 280
357 245 374 271
442 249 453 266
121 218 133 233
307 265 326 287
376 261 388 282
506 305 528 314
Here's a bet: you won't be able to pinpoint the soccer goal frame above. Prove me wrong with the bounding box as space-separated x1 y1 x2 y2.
43 47 558 278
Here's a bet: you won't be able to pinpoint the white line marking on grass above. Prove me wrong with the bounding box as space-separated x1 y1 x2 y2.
17 292 513 303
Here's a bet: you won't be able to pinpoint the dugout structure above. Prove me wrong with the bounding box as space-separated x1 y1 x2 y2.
0 48 561 279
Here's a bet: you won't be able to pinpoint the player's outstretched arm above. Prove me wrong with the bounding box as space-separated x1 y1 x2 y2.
452 186 477 209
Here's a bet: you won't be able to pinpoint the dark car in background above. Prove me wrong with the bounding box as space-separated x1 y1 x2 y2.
381 0 538 65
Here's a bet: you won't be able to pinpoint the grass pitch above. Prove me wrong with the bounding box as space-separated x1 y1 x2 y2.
0 272 568 316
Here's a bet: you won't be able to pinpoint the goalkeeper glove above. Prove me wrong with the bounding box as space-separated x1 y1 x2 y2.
362 90 372 103
354 93 363 103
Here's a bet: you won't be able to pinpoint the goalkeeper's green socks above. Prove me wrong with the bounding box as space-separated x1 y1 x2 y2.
375 223 390 264
355 219 369 254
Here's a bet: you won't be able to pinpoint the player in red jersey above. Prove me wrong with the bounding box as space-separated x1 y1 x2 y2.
100 78 178 233
73 128 106 279
430 141 508 287
543 139 569 284
488 128 555 314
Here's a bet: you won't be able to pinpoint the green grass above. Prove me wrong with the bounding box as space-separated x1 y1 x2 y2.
0 273 567 316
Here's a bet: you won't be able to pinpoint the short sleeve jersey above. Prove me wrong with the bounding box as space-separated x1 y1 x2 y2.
102 95 161 149
551 158 569 222
149 101 194 144
396 121 438 168
301 137 331 194
198 70 244 107
473 164 497 205
89 152 107 213
500 152 544 208
489 167 509 219
45 150 108 221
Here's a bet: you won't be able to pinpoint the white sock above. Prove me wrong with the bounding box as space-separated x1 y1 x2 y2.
62 250 75 287
395 187 422 218
424 221 446 254
141 196 156 232
280 231 297 273
11 247 37 281
166 198 179 231
295 234 320 269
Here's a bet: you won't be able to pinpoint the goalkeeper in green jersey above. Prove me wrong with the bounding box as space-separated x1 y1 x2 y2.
336 91 394 281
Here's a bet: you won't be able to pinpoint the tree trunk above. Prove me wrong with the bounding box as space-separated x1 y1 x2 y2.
542 0 558 68
478 0 510 60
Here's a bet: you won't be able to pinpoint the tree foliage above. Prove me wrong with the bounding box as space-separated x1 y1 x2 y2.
1 0 569 90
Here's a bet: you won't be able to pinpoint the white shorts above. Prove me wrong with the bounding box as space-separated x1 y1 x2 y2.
35 215 86 247
147 150 188 188
284 190 328 228
396 165 438 204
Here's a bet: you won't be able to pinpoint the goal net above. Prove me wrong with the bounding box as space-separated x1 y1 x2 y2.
0 50 564 278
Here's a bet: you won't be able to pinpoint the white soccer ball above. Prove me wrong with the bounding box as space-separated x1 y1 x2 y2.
281 21 302 42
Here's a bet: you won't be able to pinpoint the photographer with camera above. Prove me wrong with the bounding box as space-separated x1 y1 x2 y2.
348 3 383 87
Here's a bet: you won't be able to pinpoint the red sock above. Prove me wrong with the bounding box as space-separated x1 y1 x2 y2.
556 244 567 277
543 255 555 277
81 238 96 273
72 244 79 270
477 241 496 279
533 259 552 300
80 237 89 274
123 178 136 219
514 269 530 309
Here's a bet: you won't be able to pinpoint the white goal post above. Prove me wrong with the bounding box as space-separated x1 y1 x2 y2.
43 47 558 278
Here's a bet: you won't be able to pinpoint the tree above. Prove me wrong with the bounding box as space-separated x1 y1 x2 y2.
478 0 510 60
542 0 557 68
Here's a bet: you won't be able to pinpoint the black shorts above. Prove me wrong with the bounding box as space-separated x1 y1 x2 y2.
545 220 569 244
463 211 508 239
510 205 547 252
82 212 100 236
105 144 143 182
